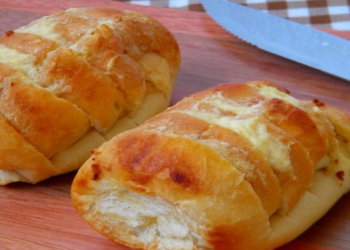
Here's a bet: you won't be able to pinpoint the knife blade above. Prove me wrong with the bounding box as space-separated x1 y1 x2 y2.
201 0 350 81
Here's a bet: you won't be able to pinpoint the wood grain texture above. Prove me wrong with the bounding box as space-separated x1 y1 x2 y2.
0 0 349 249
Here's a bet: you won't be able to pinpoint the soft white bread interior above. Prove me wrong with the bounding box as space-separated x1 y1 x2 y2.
0 7 180 185
71 81 350 250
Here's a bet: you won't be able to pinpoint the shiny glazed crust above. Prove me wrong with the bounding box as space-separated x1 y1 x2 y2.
72 81 350 250
0 7 180 185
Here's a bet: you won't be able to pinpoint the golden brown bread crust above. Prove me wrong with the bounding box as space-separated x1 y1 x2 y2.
72 81 350 250
143 111 282 217
0 7 180 184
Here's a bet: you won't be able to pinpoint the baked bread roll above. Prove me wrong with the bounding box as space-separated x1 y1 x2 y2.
71 81 350 250
0 8 180 185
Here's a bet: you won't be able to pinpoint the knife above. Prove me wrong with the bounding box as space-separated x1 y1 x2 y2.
201 0 350 82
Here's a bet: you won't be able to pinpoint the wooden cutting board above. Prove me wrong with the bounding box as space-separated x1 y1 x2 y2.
0 0 349 249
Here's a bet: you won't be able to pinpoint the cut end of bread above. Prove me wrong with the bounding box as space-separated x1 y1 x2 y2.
81 188 207 250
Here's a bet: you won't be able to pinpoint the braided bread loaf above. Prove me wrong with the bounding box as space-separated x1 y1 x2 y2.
72 81 350 250
0 8 180 185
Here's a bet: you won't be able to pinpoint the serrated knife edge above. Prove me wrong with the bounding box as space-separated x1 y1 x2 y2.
201 0 350 81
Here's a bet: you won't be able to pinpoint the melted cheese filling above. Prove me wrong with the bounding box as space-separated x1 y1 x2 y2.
0 44 38 79
250 84 302 108
16 21 64 45
182 109 292 173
